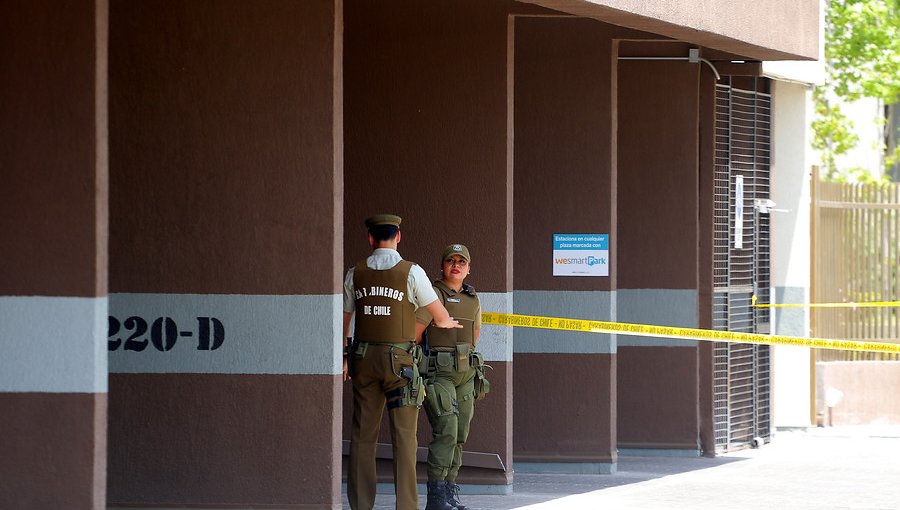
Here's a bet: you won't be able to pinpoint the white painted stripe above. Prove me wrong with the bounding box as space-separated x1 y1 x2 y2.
479 292 513 362
108 293 341 375
0 296 108 393
616 289 697 347
512 291 616 354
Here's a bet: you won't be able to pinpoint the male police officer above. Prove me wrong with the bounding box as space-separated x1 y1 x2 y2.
415 244 487 510
343 214 461 510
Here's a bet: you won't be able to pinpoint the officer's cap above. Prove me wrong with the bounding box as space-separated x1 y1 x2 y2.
442 244 471 262
365 214 402 229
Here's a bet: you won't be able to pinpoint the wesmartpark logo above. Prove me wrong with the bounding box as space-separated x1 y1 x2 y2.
555 255 607 266
552 233 610 276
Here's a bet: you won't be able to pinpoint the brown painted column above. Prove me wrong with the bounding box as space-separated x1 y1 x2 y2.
0 1 109 509
343 0 519 492
697 65 718 456
106 1 344 507
616 42 703 453
512 17 619 473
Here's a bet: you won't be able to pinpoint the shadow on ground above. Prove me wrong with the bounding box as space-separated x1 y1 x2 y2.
352 453 749 510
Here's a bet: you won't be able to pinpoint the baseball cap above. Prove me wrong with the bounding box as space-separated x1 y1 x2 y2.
442 243 470 262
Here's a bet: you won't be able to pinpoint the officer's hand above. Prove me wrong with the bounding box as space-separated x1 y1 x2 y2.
343 357 350 381
433 317 463 329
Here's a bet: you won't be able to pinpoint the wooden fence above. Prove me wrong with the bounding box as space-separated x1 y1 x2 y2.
811 167 900 361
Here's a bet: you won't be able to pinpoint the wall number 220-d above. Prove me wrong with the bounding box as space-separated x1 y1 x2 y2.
108 316 224 352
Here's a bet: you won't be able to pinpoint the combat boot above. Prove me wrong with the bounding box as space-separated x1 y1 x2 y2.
425 480 455 510
447 482 469 510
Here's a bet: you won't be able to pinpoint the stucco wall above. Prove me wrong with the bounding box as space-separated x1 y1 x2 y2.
521 0 819 60
511 15 619 469
0 1 108 508
107 0 343 506
616 52 701 450
343 0 525 485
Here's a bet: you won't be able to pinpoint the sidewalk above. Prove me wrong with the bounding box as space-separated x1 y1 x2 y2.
350 426 900 509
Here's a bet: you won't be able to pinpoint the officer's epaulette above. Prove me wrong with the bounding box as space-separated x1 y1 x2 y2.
462 284 476 296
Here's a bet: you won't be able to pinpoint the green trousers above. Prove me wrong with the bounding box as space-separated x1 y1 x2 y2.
348 343 419 510
424 357 477 481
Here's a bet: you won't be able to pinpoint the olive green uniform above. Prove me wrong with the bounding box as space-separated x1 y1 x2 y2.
417 280 485 482
344 248 438 510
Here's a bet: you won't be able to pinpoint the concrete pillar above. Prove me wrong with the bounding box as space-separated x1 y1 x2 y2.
770 79 813 428
106 1 344 507
512 17 618 473
0 1 109 508
343 0 517 491
616 43 702 454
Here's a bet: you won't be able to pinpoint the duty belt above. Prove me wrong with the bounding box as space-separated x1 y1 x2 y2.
362 341 415 348
428 345 474 353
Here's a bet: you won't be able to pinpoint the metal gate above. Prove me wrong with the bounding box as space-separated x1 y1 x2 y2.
811 167 900 361
712 79 772 452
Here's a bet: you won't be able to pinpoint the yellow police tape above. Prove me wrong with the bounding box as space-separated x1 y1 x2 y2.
481 312 900 354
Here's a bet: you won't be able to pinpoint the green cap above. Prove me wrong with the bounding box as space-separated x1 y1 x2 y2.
365 214 402 229
442 244 470 262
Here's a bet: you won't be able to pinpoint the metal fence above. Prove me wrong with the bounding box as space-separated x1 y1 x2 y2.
811 167 900 361
712 81 772 451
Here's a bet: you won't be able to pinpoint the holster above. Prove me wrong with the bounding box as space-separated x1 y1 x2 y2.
471 351 490 400
386 344 425 409
346 337 360 378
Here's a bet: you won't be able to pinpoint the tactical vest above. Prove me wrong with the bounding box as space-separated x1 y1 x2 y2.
426 281 478 348
352 260 416 342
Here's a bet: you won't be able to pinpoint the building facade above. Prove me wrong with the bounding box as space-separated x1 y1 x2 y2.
1 1 818 508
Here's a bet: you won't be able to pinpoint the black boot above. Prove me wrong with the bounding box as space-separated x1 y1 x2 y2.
447 482 469 510
425 480 455 510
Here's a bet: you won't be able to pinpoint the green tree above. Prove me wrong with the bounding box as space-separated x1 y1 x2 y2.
813 0 900 181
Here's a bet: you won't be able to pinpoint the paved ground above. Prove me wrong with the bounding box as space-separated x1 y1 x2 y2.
348 426 900 510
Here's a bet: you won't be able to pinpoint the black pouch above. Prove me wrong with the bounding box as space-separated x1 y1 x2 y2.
474 371 490 400
347 339 365 378
435 351 454 373
472 352 490 400
455 343 471 372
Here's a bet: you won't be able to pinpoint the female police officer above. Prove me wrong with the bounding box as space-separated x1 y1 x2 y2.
415 244 487 510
